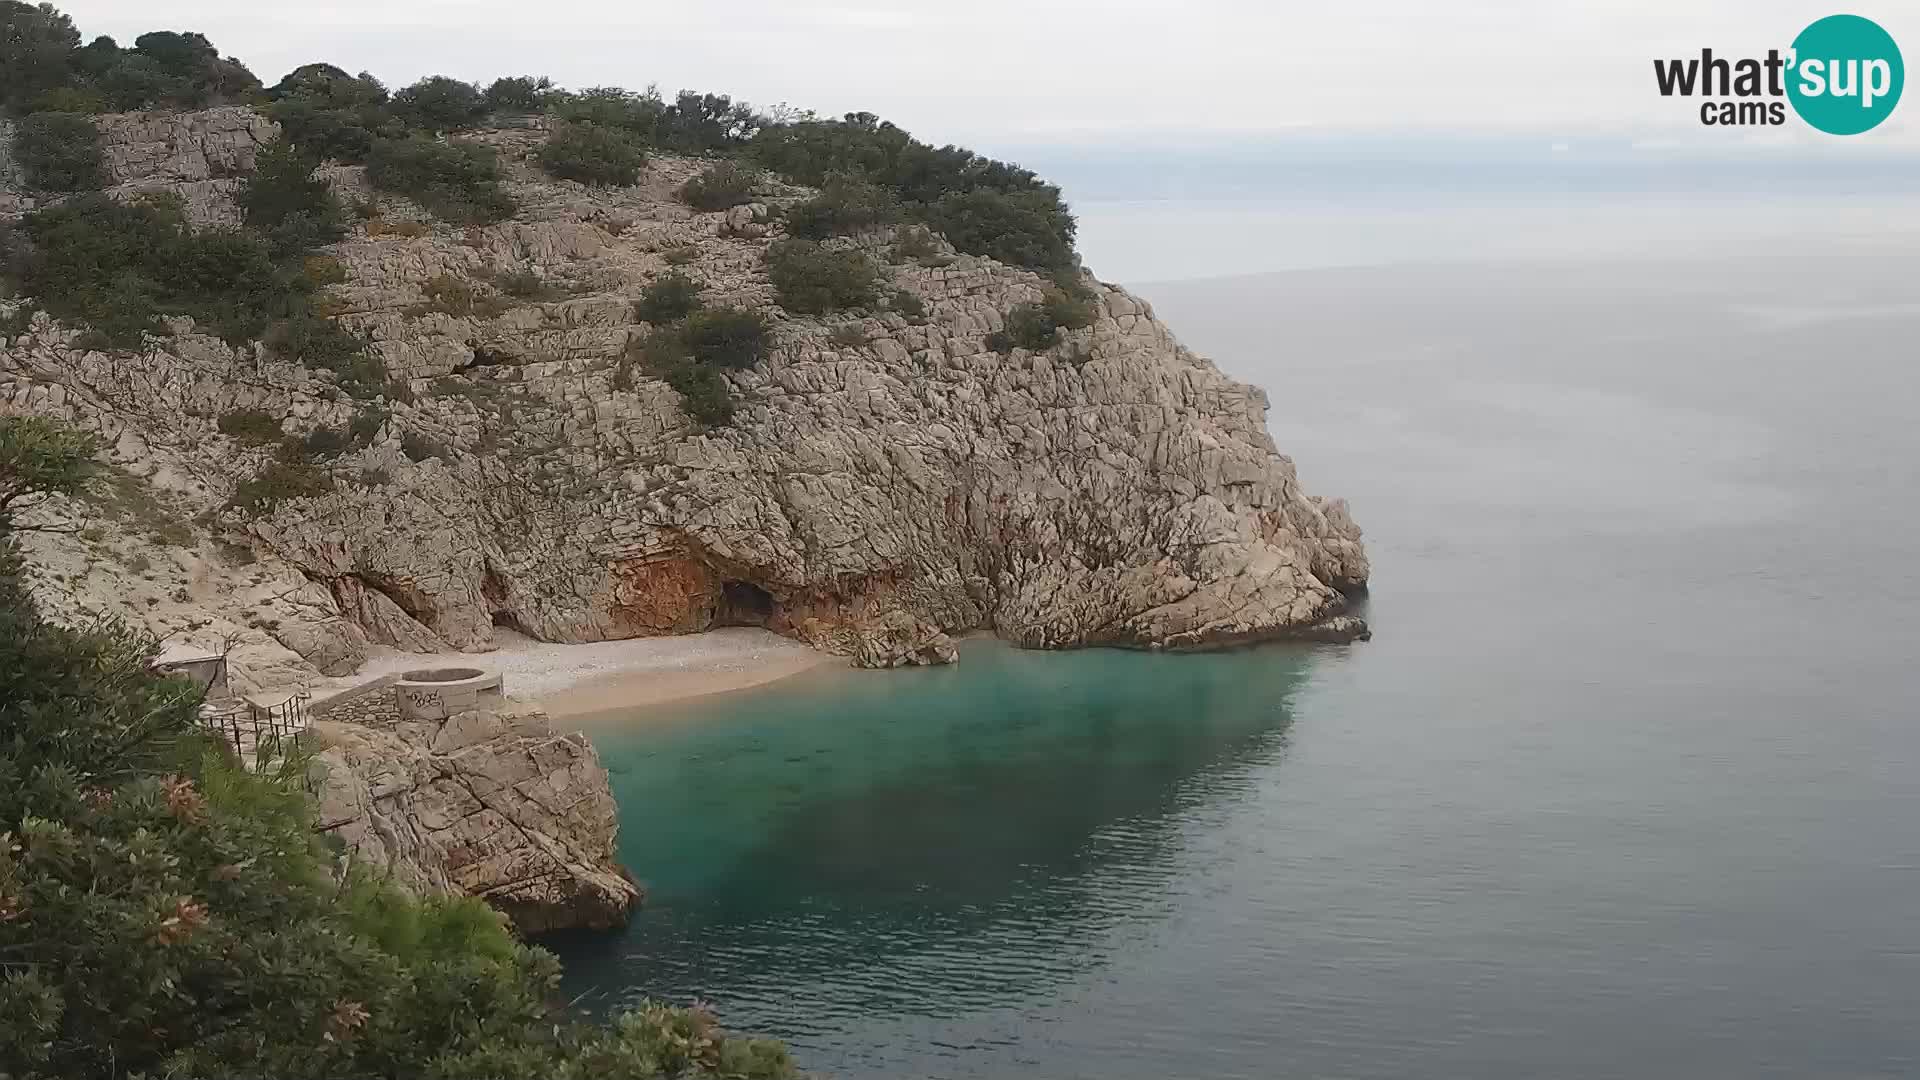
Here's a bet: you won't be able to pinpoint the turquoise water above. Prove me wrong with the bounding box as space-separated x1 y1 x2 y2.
548 254 1920 1078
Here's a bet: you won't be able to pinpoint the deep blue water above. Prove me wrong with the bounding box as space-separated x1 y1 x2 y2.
548 253 1920 1079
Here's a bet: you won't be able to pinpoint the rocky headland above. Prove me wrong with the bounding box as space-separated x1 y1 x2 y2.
1 106 1369 696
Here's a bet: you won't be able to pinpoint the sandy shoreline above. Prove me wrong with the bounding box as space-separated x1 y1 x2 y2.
307 627 836 718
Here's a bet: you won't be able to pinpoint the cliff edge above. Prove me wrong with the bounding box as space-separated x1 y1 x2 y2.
0 108 1368 684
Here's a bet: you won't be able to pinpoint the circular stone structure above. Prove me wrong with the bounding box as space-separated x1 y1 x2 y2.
393 667 506 720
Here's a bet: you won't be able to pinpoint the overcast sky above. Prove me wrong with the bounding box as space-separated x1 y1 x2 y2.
58 1 1920 152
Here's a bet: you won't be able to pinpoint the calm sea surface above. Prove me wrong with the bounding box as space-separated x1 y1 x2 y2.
548 242 1920 1078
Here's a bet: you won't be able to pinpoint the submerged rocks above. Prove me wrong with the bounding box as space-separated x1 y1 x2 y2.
308 702 642 933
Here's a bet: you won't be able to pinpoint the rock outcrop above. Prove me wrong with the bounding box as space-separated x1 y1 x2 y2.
0 110 1370 689
308 694 641 933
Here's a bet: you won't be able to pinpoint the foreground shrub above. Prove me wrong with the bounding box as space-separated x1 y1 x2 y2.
366 136 517 225
765 238 878 315
538 122 645 187
632 272 703 324
13 111 104 192
784 175 898 239
237 140 350 256
679 160 757 211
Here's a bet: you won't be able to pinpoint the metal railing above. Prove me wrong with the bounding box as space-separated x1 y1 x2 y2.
197 690 312 764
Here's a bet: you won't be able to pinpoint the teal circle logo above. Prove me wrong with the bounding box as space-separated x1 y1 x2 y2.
1787 14 1904 134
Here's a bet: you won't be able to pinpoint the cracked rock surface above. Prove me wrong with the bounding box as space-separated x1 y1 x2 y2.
1 110 1370 685
308 699 641 933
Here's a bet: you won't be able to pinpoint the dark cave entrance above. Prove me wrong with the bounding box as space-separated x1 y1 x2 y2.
715 580 775 627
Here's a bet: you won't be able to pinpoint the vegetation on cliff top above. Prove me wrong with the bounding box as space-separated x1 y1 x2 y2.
2 0 1082 432
0 413 799 1078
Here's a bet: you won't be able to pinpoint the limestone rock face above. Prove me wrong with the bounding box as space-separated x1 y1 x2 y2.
0 111 1371 685
308 701 641 934
98 107 279 226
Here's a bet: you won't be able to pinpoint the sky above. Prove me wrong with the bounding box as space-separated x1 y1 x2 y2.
57 0 1920 152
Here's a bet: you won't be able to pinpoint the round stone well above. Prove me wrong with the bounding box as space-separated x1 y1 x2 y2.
393 666 505 720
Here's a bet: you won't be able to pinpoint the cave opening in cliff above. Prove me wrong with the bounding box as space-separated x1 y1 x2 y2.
716 580 775 627
492 609 535 639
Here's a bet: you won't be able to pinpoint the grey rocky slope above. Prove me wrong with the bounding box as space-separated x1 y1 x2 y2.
0 108 1368 687
308 693 641 933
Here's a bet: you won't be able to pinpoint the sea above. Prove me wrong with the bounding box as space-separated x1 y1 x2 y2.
545 189 1920 1079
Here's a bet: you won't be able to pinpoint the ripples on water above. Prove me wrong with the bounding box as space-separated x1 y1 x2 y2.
548 254 1920 1079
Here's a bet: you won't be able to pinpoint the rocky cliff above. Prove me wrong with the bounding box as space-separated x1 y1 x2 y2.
0 108 1369 688
308 691 641 933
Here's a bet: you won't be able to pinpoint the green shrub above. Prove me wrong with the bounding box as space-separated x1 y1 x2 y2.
409 273 512 319
992 288 1092 353
749 111 1077 270
348 405 388 442
679 160 757 211
303 253 347 285
633 272 703 324
237 140 350 256
262 314 384 396
553 86 667 134
664 360 734 426
893 224 945 265
30 85 106 113
1042 286 1095 331
682 307 770 369
1002 303 1060 350
785 175 898 239
266 98 384 164
0 2 82 113
216 408 281 445
488 268 566 300
21 195 313 348
890 288 926 318
392 75 487 133
766 238 878 315
229 458 333 512
921 188 1077 273
483 74 555 113
538 122 645 186
293 425 352 459
658 90 763 153
0 220 28 299
400 431 448 462
366 136 517 225
13 111 104 192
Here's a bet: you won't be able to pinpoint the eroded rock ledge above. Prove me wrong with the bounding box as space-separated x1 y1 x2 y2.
308 693 641 934
0 108 1370 685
